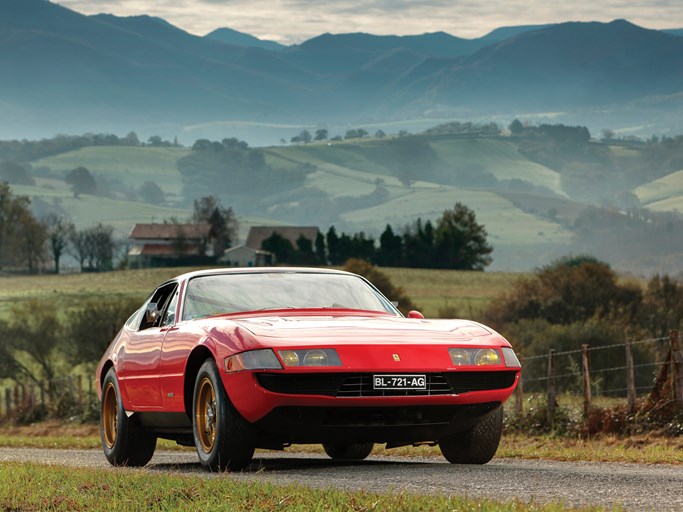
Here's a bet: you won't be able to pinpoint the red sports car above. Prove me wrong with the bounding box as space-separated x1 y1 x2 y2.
97 267 520 470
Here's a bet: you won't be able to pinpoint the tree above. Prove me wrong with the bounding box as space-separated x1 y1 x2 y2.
193 196 238 256
65 166 96 197
433 203 492 270
315 232 327 264
314 129 328 141
343 259 417 315
45 215 74 274
261 232 294 263
69 224 115 271
4 300 63 385
0 183 47 272
508 119 524 134
377 224 402 267
0 161 34 185
138 181 165 205
326 226 341 265
375 130 386 138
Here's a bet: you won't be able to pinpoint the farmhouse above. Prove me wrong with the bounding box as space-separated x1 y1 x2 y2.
128 223 215 267
220 245 273 267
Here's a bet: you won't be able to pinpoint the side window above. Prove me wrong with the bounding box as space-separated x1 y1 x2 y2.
138 282 178 331
162 290 179 327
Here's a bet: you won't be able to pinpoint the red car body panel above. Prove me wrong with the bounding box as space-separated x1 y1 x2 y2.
96 267 520 447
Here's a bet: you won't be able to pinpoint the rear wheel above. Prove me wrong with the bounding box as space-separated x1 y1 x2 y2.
193 359 255 471
322 442 374 460
439 407 503 464
100 368 157 467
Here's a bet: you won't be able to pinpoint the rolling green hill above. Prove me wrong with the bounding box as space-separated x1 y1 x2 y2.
14 131 683 271
32 146 189 199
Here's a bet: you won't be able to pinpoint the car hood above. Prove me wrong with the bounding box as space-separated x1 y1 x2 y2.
227 315 499 346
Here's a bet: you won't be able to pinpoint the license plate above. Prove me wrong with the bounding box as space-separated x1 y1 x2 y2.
373 374 426 390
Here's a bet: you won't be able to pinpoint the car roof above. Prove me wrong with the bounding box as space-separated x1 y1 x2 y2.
172 266 356 283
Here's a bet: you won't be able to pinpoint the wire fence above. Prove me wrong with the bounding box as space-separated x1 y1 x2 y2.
0 376 97 420
513 330 683 423
2 332 682 423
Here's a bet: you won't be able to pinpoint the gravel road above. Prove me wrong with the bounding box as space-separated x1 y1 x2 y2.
1 448 682 511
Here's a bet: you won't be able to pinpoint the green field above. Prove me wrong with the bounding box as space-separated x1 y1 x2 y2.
0 266 521 320
33 146 189 198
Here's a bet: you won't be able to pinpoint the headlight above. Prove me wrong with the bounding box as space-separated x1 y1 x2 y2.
475 348 501 366
448 347 503 366
501 347 521 368
224 349 282 372
448 348 471 366
277 348 342 367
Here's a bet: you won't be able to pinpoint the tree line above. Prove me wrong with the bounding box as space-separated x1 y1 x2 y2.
261 202 493 271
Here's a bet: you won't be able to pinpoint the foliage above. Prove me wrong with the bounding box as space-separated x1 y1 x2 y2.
0 182 48 273
178 138 313 206
0 160 34 185
45 214 74 274
343 258 418 314
63 297 141 367
485 257 641 327
192 195 238 255
138 181 165 204
64 166 97 196
69 223 115 272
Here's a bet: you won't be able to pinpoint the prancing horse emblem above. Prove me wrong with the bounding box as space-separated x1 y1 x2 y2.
392 353 401 362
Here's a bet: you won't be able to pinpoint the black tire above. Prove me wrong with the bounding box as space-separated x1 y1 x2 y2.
100 368 157 467
193 359 255 471
322 442 374 460
439 407 504 464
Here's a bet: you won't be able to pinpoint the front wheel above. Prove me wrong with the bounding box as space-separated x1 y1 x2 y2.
100 368 157 466
193 359 255 471
439 407 503 464
322 442 374 460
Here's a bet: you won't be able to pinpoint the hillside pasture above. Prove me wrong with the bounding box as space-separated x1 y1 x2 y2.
429 138 566 195
634 168 683 207
340 188 573 245
32 146 188 198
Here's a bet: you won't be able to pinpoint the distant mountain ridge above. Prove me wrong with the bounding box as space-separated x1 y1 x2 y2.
1 0 683 143
205 27 285 52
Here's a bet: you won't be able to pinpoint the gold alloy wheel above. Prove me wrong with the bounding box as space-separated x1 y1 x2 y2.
102 381 118 449
196 377 217 453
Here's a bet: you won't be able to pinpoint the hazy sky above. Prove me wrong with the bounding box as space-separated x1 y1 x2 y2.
56 0 683 44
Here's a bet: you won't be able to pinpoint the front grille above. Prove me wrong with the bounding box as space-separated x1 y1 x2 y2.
445 371 517 393
257 371 517 397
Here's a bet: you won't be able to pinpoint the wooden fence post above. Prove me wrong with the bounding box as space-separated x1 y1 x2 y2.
77 375 83 406
670 330 683 410
581 344 591 419
515 362 524 416
625 339 636 414
547 349 556 429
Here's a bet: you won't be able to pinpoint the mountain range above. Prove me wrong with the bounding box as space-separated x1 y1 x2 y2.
1 0 683 143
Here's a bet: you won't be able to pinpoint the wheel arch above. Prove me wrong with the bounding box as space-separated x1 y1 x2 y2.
184 346 215 416
99 360 115 393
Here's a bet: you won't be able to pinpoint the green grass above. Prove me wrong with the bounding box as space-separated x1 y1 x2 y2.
0 462 608 512
32 146 189 197
340 188 573 247
0 266 521 320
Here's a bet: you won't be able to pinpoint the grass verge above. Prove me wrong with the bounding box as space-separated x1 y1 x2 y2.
0 462 610 512
0 422 680 464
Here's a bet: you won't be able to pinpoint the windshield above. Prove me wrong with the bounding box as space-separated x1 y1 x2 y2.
181 272 398 321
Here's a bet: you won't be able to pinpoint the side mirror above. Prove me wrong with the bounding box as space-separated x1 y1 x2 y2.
145 303 161 324
407 310 424 319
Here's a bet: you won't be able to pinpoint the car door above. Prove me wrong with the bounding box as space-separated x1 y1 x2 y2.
120 281 178 409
